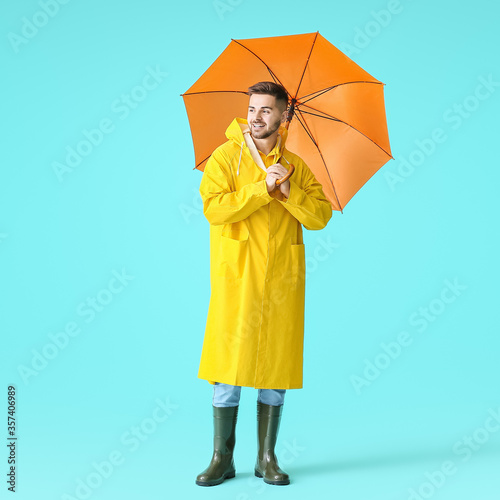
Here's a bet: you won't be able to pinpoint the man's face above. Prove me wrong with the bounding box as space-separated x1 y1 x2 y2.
247 94 286 140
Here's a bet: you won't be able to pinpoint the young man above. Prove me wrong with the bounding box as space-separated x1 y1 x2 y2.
196 82 332 486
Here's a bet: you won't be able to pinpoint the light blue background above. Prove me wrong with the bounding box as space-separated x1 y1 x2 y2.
1 1 499 499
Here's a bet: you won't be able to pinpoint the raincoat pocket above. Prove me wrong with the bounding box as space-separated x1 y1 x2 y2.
217 232 249 279
290 243 305 286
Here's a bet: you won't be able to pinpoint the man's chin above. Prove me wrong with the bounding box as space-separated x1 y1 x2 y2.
252 130 271 139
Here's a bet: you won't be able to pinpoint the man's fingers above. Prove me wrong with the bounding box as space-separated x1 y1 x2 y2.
267 164 287 175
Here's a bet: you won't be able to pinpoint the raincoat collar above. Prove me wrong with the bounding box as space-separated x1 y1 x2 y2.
226 117 288 159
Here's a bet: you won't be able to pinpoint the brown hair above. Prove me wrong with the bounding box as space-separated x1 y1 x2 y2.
248 81 289 110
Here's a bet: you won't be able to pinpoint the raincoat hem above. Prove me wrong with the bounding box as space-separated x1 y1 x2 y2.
199 376 303 390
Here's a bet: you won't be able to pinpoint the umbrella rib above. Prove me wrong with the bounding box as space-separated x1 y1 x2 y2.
294 108 343 212
299 80 383 104
298 109 341 122
293 31 319 99
231 39 290 98
299 105 393 159
299 86 334 104
293 109 318 146
194 154 211 170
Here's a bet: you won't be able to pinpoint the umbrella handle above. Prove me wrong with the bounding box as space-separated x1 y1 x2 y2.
276 163 295 186
243 127 295 185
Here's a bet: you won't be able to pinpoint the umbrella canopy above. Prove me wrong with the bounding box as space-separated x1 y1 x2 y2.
182 32 392 211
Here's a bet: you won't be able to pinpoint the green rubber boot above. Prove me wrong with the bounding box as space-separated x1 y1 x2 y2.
254 401 290 485
196 405 238 486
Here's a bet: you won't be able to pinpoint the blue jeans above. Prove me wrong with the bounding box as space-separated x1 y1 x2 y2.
213 382 286 407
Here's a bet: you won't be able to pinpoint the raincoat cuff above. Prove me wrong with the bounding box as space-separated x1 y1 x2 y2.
259 179 273 201
280 179 303 206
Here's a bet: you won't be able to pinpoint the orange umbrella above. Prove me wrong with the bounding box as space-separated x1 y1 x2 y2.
182 32 392 211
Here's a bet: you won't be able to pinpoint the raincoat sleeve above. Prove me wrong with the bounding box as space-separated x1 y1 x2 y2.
200 148 273 225
279 158 332 230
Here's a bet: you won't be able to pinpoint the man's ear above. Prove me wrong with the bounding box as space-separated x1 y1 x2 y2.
281 108 287 123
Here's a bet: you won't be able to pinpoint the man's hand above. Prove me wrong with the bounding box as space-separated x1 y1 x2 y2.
266 163 291 198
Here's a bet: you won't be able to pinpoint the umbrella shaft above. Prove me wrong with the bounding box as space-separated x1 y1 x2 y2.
285 98 297 128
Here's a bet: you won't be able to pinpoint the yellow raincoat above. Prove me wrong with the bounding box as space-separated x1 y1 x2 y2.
198 118 332 389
